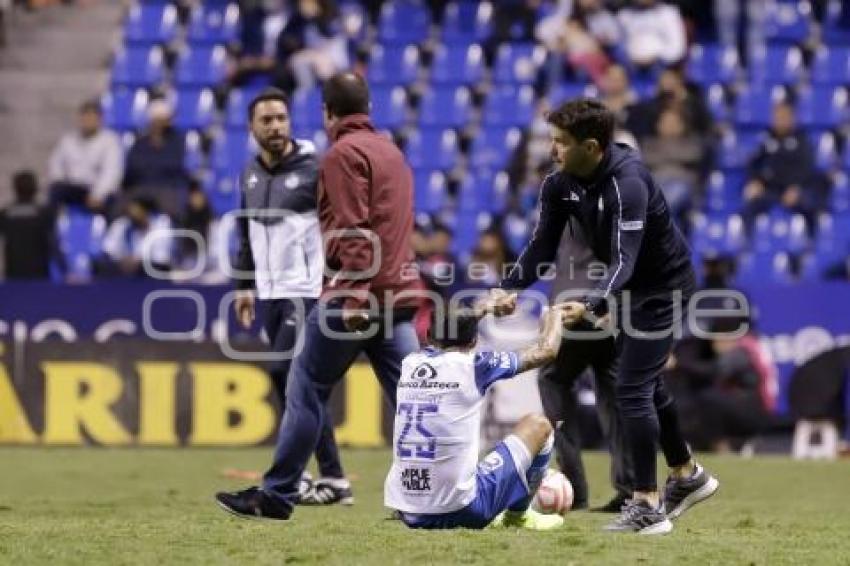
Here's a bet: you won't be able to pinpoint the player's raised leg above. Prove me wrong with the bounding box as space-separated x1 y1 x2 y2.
492 413 564 531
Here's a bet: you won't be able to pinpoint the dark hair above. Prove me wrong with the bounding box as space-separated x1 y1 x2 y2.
248 87 290 121
546 98 614 150
322 72 370 118
429 306 479 350
130 195 159 214
79 99 102 116
12 170 38 202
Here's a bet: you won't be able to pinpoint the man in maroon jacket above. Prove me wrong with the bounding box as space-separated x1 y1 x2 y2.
216 72 424 520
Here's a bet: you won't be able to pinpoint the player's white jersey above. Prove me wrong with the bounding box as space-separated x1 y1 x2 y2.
384 346 519 515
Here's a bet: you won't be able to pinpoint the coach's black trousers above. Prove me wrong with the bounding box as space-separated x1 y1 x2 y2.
262 297 345 479
616 291 694 492
538 333 634 506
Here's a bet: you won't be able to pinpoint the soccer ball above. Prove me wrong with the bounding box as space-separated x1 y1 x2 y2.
531 469 574 515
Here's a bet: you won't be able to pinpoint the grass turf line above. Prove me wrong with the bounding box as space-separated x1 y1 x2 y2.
1 449 849 565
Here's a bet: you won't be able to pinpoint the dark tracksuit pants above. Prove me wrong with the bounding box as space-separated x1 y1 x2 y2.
616 290 694 492
262 297 344 480
538 332 634 506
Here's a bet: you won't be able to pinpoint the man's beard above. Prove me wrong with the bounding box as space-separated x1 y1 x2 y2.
260 135 290 155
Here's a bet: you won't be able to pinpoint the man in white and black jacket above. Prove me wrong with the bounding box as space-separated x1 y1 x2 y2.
233 88 352 506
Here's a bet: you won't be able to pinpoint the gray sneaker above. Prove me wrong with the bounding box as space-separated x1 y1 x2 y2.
662 464 719 520
603 499 673 535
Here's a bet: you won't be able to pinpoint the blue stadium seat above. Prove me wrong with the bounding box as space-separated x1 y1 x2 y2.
203 170 240 216
459 170 510 215
686 44 739 85
111 46 165 88
184 130 205 172
482 85 535 127
705 83 730 122
811 46 850 84
705 170 745 214
418 86 472 128
187 2 240 45
691 212 746 257
413 170 448 214
503 212 531 256
469 127 522 170
815 212 850 261
123 3 178 45
441 1 492 44
450 211 492 258
101 88 149 132
210 129 255 175
290 88 324 130
764 1 811 43
734 252 794 286
734 85 786 128
812 131 838 171
547 82 596 106
718 130 763 170
752 210 810 255
378 1 431 45
175 45 228 87
749 46 804 85
366 44 420 86
172 88 216 131
430 43 485 85
405 129 458 170
339 1 368 43
494 43 545 84
796 86 849 129
370 86 408 130
224 86 266 129
799 252 829 281
832 172 850 213
823 4 850 44
56 210 107 281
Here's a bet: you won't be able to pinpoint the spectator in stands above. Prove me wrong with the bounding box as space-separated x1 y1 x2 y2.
742 101 829 229
714 0 765 66
617 0 687 68
627 67 713 140
642 108 706 222
272 0 348 94
229 0 287 87
483 0 542 64
99 196 172 277
666 319 777 452
598 64 640 149
122 99 189 218
536 0 620 85
179 181 213 268
464 229 515 290
0 170 56 279
417 223 458 300
48 100 123 213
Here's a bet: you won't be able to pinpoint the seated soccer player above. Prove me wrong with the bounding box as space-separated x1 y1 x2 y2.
384 300 567 530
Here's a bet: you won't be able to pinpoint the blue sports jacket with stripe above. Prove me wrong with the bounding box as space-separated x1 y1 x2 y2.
502 143 695 315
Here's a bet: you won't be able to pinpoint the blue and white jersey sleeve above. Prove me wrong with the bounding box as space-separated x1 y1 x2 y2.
473 351 520 395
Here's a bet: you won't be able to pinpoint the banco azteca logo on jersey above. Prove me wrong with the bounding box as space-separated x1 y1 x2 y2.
399 362 460 390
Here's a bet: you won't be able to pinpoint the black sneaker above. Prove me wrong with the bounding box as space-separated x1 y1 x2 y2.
662 464 719 520
591 493 630 513
215 486 292 520
603 499 673 535
299 477 355 506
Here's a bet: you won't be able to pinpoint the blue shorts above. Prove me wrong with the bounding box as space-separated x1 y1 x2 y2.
400 436 532 530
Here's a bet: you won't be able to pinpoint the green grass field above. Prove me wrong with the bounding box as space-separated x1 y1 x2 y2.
1 448 849 565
